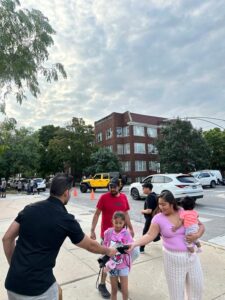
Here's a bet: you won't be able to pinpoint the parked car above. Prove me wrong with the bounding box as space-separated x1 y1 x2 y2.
191 171 217 188
10 179 18 189
206 170 222 185
129 174 203 201
33 178 46 191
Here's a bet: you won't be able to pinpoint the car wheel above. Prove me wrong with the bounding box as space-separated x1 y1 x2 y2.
210 181 216 188
131 188 140 200
80 184 88 193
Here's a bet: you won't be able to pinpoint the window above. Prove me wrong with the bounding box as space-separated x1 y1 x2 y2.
93 174 101 180
134 143 146 154
199 172 210 178
147 127 157 138
117 144 130 155
148 144 158 154
177 176 196 183
164 176 173 183
121 161 131 172
123 143 130 154
103 174 109 179
143 176 152 184
152 176 164 183
123 126 129 137
97 132 102 142
133 126 145 136
106 128 112 140
135 161 146 171
117 144 124 155
105 145 113 152
116 126 129 137
149 161 160 172
116 127 123 137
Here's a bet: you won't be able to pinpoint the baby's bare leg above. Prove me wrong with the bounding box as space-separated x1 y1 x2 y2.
187 246 195 253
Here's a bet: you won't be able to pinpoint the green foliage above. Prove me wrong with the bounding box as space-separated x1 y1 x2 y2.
38 118 96 179
204 128 225 171
0 0 66 111
0 117 96 179
0 123 40 178
156 119 210 173
85 148 122 175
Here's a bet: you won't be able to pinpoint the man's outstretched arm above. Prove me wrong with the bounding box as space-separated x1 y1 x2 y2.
2 221 20 265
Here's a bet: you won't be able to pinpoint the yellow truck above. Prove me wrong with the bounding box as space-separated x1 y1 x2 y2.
80 172 126 193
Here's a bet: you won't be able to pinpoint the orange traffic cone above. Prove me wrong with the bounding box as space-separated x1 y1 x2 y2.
73 187 78 197
90 189 95 200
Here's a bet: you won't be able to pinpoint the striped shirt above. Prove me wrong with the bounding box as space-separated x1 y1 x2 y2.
179 210 199 227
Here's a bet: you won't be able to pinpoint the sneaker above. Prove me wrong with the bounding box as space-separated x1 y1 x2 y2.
98 284 111 299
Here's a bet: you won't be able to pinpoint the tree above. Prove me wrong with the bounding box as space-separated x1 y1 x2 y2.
156 119 210 173
0 117 17 154
38 118 97 180
0 125 40 178
0 0 66 111
38 125 61 176
204 128 225 172
65 117 97 179
85 148 122 175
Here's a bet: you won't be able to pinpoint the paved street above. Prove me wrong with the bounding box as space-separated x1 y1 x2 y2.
1 193 225 300
3 185 225 247
68 185 225 247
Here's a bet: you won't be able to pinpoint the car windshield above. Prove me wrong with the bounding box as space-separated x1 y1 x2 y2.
177 176 197 183
35 178 43 183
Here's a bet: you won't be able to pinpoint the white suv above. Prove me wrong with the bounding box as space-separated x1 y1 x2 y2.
191 171 217 188
34 178 46 191
129 174 203 201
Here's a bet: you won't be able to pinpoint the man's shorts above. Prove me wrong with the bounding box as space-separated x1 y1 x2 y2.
109 267 129 277
7 282 58 300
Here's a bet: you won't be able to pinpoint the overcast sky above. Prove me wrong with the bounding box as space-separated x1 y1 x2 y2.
3 0 225 130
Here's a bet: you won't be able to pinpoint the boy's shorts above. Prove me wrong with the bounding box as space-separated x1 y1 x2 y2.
109 267 129 277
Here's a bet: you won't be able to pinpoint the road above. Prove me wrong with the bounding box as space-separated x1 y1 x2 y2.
70 185 225 247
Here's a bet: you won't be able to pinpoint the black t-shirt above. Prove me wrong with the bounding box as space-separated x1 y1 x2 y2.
144 192 157 220
5 196 85 296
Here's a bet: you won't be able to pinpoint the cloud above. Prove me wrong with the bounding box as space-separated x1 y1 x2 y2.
4 0 225 130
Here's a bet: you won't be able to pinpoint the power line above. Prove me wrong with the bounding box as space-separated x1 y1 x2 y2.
187 116 225 123
183 117 225 130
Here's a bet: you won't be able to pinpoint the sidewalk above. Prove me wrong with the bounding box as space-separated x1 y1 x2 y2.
1 194 225 299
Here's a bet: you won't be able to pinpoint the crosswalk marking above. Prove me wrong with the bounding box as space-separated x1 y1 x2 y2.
208 235 225 247
199 217 211 223
198 210 225 218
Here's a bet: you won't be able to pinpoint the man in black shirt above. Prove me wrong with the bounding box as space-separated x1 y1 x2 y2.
140 182 159 253
2 173 116 300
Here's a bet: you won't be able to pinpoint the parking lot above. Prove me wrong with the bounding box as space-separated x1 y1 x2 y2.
69 185 225 247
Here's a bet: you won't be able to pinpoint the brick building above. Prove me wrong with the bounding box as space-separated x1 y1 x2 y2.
94 111 166 183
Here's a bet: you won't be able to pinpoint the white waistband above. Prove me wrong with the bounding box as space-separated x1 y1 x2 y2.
162 246 188 256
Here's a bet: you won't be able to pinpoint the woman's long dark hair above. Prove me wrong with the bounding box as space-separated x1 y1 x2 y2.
158 191 179 211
